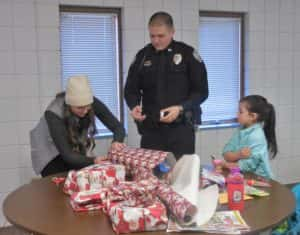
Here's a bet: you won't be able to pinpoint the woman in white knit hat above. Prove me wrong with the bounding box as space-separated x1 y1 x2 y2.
30 75 126 177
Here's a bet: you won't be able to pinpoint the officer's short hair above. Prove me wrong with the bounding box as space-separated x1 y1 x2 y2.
148 11 174 28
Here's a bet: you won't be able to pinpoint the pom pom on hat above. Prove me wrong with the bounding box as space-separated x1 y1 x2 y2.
65 75 93 106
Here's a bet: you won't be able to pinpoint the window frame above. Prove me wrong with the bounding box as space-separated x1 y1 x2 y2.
59 6 124 135
199 11 245 128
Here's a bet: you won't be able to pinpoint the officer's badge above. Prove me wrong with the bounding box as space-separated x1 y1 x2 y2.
173 53 182 65
143 60 152 66
193 50 202 63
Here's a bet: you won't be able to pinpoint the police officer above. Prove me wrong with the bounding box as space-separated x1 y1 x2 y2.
125 11 208 160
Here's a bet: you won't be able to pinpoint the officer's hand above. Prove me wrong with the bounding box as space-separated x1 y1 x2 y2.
160 105 183 123
130 105 146 122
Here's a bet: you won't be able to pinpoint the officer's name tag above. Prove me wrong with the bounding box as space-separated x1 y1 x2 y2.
144 60 152 66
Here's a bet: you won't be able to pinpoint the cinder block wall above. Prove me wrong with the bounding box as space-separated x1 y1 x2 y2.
0 0 300 225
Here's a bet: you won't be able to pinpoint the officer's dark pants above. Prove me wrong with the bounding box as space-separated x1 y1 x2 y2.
140 123 195 160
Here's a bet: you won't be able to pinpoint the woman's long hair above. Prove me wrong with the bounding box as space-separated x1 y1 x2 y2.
240 95 278 159
57 92 97 154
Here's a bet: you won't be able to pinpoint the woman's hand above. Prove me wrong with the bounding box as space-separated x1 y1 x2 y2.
94 155 107 164
111 141 125 151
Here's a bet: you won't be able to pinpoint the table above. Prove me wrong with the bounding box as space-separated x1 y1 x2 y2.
3 174 295 235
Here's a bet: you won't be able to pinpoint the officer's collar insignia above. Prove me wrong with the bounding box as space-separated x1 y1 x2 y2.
193 50 202 63
173 53 182 65
144 60 152 66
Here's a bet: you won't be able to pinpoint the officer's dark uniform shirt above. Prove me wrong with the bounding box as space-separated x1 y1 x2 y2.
125 40 208 129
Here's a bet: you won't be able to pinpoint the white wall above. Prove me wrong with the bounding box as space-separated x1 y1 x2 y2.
0 0 300 226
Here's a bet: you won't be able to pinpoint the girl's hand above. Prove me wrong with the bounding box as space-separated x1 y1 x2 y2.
223 161 239 169
239 147 251 158
111 141 125 151
212 159 223 173
94 155 107 164
220 160 227 168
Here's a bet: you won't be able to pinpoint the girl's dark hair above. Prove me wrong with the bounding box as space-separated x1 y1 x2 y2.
240 95 278 159
57 92 97 154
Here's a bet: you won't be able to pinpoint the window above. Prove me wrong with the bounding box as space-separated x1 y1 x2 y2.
60 6 123 136
199 12 244 126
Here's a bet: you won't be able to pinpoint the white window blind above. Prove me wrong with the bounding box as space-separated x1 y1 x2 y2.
60 11 121 136
199 16 241 125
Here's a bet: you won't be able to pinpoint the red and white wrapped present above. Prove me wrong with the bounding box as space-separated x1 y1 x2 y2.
63 170 78 195
63 162 125 195
69 177 159 213
103 180 158 209
107 200 168 234
131 166 197 224
70 189 106 212
156 184 197 223
61 150 207 233
107 146 171 171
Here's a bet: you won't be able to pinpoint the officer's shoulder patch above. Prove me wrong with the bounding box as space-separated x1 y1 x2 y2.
129 55 136 67
193 50 203 63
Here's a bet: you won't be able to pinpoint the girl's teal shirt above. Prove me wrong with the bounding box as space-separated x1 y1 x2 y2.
223 123 274 179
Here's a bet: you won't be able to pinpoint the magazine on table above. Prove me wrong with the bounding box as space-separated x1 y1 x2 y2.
167 210 250 234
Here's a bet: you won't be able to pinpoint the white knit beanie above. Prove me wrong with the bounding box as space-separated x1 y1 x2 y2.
65 75 93 106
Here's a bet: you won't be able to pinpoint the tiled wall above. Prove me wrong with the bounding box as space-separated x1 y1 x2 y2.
0 0 300 226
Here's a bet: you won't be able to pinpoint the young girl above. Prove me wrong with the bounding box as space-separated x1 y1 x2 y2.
30 75 126 177
222 95 277 179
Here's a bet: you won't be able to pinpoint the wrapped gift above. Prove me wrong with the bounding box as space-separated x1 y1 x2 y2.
103 180 158 208
70 189 105 212
156 184 197 224
70 201 103 212
107 200 168 234
107 146 171 171
63 162 125 195
77 171 90 191
131 167 159 184
70 179 158 213
63 170 79 195
82 162 126 190
63 152 199 232
131 167 197 224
